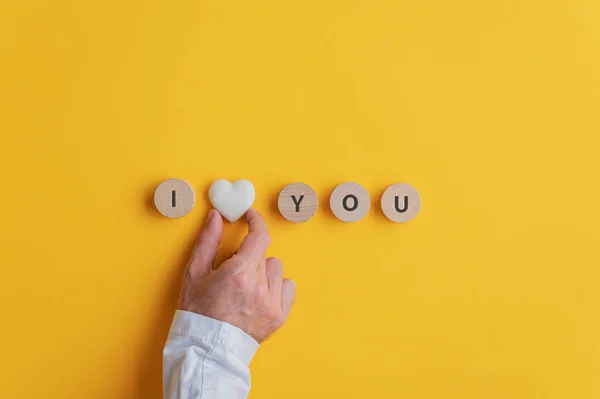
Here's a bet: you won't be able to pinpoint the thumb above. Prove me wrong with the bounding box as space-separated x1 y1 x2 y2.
188 209 223 277
281 278 296 317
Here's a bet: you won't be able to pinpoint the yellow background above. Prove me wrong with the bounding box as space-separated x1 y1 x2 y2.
1 0 599 398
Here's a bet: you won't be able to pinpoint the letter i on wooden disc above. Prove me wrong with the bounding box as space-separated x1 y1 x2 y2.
154 178 196 218
278 182 318 223
381 183 421 222
330 182 370 222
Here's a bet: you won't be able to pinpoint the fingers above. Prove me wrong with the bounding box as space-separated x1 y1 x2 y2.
281 279 296 316
267 258 295 320
266 257 283 294
188 209 223 277
237 209 271 263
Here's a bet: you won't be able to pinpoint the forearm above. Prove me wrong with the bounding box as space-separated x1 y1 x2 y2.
163 310 260 399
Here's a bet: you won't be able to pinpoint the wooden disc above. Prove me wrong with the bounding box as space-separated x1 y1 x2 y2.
381 183 421 223
329 182 370 222
154 178 196 218
278 182 318 223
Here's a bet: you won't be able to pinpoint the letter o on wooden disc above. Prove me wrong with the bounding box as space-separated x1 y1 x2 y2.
381 183 421 222
154 178 196 218
278 182 318 223
330 182 370 222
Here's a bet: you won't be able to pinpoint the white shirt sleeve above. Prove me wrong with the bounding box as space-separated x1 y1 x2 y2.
163 310 260 399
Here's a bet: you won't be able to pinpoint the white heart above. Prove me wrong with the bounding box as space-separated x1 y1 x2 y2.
209 179 256 222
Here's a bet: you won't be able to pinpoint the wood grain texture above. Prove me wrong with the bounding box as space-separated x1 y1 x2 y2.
329 182 370 222
153 178 196 218
381 183 421 222
278 182 318 223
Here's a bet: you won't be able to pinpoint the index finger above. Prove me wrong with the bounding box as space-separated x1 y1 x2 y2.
237 208 271 262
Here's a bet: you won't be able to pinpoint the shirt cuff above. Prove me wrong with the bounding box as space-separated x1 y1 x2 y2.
168 310 260 366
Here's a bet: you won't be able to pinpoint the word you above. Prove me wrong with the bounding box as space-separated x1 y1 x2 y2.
154 179 421 223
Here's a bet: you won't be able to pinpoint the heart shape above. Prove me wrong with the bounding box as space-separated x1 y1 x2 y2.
209 179 255 222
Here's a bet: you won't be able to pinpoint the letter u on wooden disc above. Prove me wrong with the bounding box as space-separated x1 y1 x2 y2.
381 183 421 222
330 182 370 222
278 182 318 223
154 178 196 218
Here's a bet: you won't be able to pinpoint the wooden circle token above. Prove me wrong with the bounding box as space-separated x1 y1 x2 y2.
154 178 196 218
381 183 421 222
329 182 370 222
278 182 318 223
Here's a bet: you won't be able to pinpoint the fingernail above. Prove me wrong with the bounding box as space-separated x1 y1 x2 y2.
206 209 215 224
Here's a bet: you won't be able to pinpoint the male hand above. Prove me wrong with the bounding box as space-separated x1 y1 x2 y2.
178 208 296 343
